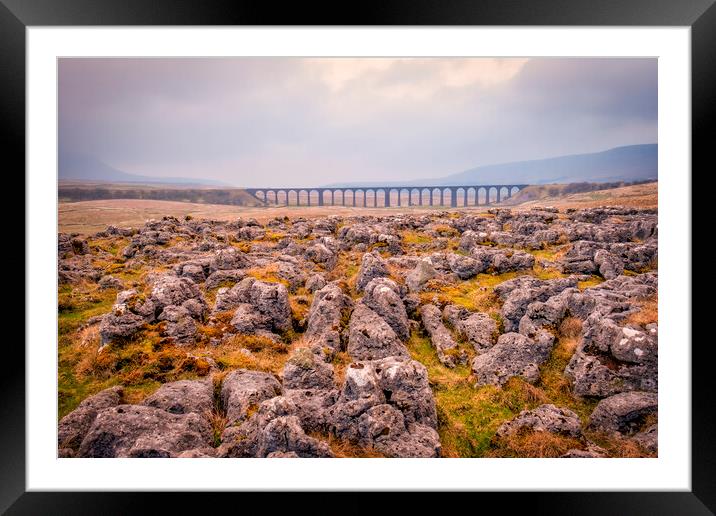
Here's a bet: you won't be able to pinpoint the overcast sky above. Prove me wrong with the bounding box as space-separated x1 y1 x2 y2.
58 57 657 187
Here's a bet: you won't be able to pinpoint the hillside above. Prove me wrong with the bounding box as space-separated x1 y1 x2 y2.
59 152 228 187
326 144 657 188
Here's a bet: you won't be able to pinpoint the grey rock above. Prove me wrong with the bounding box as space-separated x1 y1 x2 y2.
221 369 282 425
471 332 554 387
594 249 624 280
420 304 467 368
443 305 496 351
305 274 327 293
78 404 212 458
58 386 124 450
305 243 337 270
356 252 389 292
405 258 437 293
496 404 582 438
141 379 213 416
362 278 410 341
304 282 353 358
347 304 408 361
282 347 336 390
587 391 658 435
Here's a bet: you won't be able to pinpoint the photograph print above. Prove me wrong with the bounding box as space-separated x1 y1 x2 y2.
57 57 658 459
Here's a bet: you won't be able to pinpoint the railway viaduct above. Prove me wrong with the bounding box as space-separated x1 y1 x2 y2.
245 184 529 208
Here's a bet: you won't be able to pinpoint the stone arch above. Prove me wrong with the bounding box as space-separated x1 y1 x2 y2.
276 190 287 205
322 189 333 206
441 188 453 207
287 190 298 206
421 188 431 207
376 188 387 207
510 186 521 197
487 186 498 204
365 188 376 208
456 187 466 207
354 189 364 207
431 188 441 206
388 188 399 206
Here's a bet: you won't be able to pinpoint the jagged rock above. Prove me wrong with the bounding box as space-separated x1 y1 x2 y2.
305 243 337 270
141 379 213 416
633 424 658 453
405 258 437 293
221 369 282 425
305 274 327 293
471 332 554 386
204 269 246 290
497 277 578 333
496 404 582 438
218 396 332 458
78 405 212 458
148 274 207 319
282 347 335 390
587 391 658 435
594 249 624 280
215 278 291 334
347 304 408 361
356 252 389 292
565 315 657 398
362 278 410 341
58 386 124 450
98 275 123 290
328 356 438 455
304 282 352 358
158 305 198 344
420 304 467 368
458 230 491 252
356 404 440 457
443 305 496 351
447 253 484 279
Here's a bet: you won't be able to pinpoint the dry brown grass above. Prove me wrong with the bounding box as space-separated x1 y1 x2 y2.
308 432 386 458
559 316 584 340
625 295 658 326
488 429 585 458
587 431 656 458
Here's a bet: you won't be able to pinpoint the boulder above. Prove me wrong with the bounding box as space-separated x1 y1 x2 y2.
471 332 554 387
405 258 437 293
587 391 658 435
496 404 582 438
362 278 410 341
443 305 496 351
419 304 467 368
347 304 408 361
221 369 282 425
141 379 213 416
594 249 624 280
282 347 335 390
304 283 352 358
78 405 212 458
58 386 124 451
355 252 389 292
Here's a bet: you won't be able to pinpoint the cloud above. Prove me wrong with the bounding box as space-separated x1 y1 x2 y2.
58 57 656 187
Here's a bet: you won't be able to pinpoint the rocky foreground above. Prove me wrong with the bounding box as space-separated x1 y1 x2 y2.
58 206 658 458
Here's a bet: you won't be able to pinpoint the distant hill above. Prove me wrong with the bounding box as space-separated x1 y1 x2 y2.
58 152 228 187
326 144 657 187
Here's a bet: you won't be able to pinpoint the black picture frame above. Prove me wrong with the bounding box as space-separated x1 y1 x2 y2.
4 0 710 513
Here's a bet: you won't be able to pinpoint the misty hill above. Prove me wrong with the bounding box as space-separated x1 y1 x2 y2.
326 144 657 187
59 152 228 187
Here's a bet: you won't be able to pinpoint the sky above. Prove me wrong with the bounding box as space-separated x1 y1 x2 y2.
58 57 657 187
